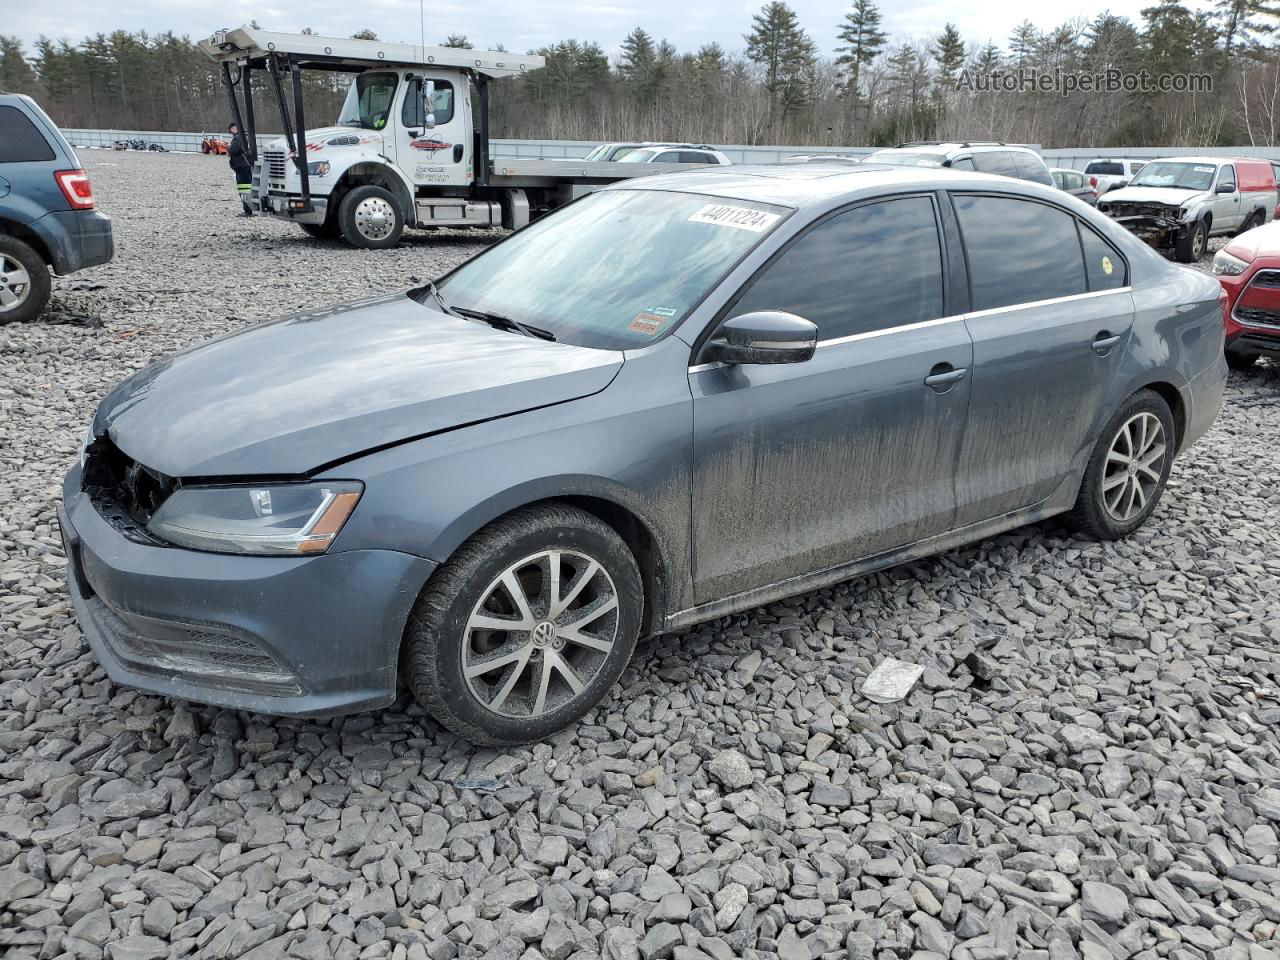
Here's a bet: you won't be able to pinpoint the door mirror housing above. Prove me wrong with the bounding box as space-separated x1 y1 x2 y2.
703 311 818 365
423 80 437 129
1216 181 1235 194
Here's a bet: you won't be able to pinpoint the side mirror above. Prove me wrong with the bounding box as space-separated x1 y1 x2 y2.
423 80 436 129
703 311 818 365
1216 182 1235 194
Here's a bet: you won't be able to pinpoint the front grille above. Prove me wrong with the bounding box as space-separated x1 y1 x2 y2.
82 436 176 540
1235 306 1280 329
86 596 301 696
1250 269 1280 289
263 150 288 179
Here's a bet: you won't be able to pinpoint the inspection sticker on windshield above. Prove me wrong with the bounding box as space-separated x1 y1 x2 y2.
1194 165 1215 173
629 312 669 336
689 203 781 233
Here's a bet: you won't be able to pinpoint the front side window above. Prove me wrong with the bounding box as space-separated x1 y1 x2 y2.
954 194 1086 311
950 157 976 171
1129 161 1217 191
1217 164 1236 191
438 190 788 350
338 72 399 130
402 79 455 128
729 196 945 340
0 106 56 163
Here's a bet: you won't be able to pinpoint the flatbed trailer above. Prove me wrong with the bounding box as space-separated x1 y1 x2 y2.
199 27 716 247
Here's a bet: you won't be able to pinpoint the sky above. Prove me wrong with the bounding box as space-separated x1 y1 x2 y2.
9 0 1162 60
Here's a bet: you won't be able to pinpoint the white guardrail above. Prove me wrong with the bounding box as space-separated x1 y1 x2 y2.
61 129 1280 170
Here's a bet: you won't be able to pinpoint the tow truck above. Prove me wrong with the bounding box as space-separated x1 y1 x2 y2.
199 27 717 247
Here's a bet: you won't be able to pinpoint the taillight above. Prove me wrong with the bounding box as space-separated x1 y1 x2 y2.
1089 175 1097 188
54 170 95 210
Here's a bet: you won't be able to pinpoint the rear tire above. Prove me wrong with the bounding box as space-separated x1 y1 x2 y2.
1068 389 1176 540
1237 210 1265 235
1226 349 1258 371
0 236 52 326
337 185 405 249
1174 220 1208 263
402 504 642 746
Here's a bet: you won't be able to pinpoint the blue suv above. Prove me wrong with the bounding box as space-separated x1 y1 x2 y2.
0 94 113 324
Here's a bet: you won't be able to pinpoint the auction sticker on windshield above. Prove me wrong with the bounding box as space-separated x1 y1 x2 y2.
689 204 781 233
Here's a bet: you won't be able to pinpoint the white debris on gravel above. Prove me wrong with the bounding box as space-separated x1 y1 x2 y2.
2 152 1280 960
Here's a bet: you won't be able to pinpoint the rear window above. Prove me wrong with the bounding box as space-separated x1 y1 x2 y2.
865 150 944 167
1086 162 1124 175
0 106 56 163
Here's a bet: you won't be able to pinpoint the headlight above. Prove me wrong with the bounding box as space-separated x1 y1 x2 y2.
80 422 95 466
1212 250 1250 276
306 161 331 177
147 481 362 555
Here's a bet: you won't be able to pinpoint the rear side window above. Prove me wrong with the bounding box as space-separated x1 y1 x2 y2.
954 194 1086 311
1013 152 1052 185
1078 223 1127 291
0 106 56 163
1085 162 1124 175
731 196 944 340
973 151 1020 178
1128 162 1145 175
1066 172 1084 189
679 151 712 163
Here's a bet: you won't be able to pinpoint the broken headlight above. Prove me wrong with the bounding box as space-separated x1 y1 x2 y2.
147 481 362 555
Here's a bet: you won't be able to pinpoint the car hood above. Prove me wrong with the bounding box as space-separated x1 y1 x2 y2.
95 293 622 477
1224 219 1280 260
1102 186 1207 208
265 127 380 152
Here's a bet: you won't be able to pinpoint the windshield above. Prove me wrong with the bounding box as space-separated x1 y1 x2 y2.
615 148 657 162
438 189 789 350
1128 161 1217 191
338 72 398 130
582 145 608 161
865 150 944 167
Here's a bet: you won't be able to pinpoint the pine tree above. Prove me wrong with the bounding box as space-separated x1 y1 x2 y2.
0 36 37 94
1008 21 1039 66
350 29 379 41
972 42 1002 74
442 34 473 49
1214 0 1279 60
932 23 966 87
618 27 656 80
835 0 887 99
744 1 817 127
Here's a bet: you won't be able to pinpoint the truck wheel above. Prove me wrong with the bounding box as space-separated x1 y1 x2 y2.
402 503 643 746
0 236 52 326
1174 220 1207 263
300 221 342 240
1237 210 1264 235
337 185 404 249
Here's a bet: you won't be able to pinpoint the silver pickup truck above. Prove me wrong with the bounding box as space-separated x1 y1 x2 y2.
1097 156 1277 262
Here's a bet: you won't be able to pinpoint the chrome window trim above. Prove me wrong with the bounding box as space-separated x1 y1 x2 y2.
964 286 1132 321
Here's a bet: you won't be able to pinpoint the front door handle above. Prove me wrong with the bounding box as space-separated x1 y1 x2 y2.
1092 332 1121 355
924 364 968 392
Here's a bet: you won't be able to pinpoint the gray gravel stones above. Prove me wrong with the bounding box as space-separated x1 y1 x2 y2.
2 153 1280 960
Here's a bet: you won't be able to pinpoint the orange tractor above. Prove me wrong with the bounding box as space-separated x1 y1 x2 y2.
200 134 229 155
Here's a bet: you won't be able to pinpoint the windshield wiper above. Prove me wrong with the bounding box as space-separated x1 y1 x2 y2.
421 279 456 317
451 305 557 342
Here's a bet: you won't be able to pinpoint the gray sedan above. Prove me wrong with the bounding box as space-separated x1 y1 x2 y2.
61 164 1227 745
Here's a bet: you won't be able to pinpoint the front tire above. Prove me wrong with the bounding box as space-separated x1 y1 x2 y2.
1069 389 1176 540
337 185 405 249
1174 220 1207 263
0 236 52 325
403 504 643 746
1226 349 1258 372
300 221 342 240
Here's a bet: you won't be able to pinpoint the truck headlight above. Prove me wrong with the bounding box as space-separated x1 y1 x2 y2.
147 482 362 555
306 161 331 177
1212 250 1250 276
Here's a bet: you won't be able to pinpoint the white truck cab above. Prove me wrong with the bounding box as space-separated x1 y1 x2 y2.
200 28 718 247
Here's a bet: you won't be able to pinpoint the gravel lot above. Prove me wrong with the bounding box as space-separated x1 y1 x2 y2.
2 151 1280 960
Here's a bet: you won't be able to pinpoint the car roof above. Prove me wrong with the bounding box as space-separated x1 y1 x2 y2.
610 162 1067 209
871 143 1038 155
1144 156 1229 165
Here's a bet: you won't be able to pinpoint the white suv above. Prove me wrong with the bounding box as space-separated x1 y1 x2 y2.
614 145 732 165
864 141 1052 186
1084 159 1146 195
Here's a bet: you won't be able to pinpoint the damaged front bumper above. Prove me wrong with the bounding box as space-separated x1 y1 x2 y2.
1108 214 1186 248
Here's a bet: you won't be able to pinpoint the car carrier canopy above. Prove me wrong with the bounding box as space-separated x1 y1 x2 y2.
199 26 544 79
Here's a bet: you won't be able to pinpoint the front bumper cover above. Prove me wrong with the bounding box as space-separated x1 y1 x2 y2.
59 466 436 717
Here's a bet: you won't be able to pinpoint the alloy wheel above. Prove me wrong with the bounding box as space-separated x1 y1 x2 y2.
0 254 31 313
1101 412 1167 522
353 197 395 241
462 550 619 719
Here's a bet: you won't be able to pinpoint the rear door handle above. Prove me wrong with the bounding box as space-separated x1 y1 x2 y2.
1092 333 1121 355
924 365 968 391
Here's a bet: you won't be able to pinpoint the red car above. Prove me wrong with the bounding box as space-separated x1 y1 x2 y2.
1214 218 1280 370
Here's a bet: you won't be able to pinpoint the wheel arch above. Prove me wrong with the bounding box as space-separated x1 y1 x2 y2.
0 217 54 266
426 482 675 639
334 160 414 220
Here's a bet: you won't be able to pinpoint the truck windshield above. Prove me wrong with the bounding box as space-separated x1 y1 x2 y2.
338 72 398 130
1128 161 1216 191
437 189 790 350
